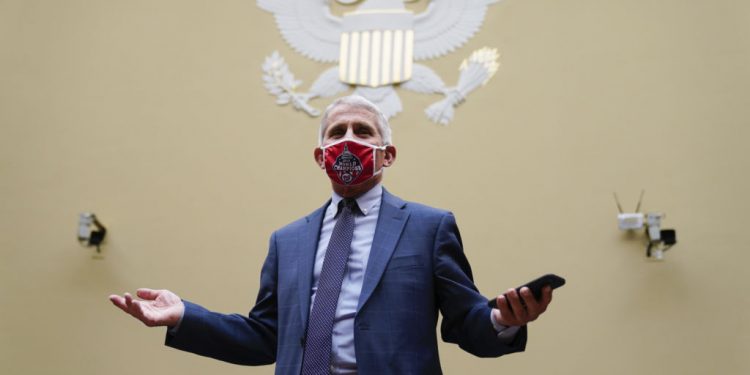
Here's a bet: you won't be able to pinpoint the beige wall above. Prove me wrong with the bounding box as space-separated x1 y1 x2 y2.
1 1 748 374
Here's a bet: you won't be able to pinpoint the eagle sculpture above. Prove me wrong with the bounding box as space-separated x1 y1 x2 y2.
259 0 501 125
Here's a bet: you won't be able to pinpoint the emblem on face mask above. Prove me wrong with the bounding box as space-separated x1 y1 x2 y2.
332 144 363 184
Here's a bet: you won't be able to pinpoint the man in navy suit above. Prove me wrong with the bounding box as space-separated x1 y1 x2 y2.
110 95 554 374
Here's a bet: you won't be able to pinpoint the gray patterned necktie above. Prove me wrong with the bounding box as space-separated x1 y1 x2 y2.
301 198 358 375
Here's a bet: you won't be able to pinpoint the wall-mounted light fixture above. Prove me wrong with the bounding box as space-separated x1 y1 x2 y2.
78 213 107 253
614 191 678 260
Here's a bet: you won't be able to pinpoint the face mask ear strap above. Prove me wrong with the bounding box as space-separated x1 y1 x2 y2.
372 144 389 176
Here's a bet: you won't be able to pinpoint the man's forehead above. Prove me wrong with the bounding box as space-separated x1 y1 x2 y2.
325 105 378 128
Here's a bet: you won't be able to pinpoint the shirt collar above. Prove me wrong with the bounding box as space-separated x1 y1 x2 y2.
330 184 383 216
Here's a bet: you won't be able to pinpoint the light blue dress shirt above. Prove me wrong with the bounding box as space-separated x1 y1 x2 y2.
310 184 383 374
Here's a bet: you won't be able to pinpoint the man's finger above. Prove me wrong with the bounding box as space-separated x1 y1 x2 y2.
131 300 161 326
496 295 517 326
136 288 159 300
506 289 527 321
519 287 540 319
519 287 536 308
124 293 134 308
530 286 554 321
541 286 553 306
130 300 147 318
109 295 128 311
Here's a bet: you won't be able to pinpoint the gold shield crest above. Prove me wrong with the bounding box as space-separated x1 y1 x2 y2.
339 1 415 87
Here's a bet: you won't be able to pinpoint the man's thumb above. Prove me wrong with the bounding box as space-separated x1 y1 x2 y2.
136 288 160 300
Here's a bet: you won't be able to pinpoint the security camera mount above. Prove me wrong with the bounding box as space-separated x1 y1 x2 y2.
78 213 107 253
614 191 677 260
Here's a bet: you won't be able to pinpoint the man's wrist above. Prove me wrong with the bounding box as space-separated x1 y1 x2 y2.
167 304 186 335
491 313 513 332
490 310 521 341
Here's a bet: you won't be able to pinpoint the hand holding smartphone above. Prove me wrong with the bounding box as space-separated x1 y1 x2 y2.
488 274 565 309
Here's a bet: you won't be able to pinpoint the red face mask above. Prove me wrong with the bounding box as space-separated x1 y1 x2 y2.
321 138 386 186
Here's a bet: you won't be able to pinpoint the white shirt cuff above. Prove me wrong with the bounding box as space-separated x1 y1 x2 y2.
490 313 521 342
167 307 185 335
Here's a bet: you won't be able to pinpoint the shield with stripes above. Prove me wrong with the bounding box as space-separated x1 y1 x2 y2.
339 1 414 88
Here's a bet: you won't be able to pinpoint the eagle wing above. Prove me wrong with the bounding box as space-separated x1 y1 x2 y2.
413 0 500 61
257 0 342 63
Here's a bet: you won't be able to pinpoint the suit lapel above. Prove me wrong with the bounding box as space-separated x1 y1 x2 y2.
297 200 329 327
357 190 409 311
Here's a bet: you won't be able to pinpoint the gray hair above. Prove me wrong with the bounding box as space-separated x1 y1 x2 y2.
318 95 393 146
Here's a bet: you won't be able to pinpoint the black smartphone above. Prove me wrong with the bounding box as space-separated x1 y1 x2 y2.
487 274 566 309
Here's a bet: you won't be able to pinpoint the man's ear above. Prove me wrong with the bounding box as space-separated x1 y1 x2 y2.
382 145 397 167
313 147 325 169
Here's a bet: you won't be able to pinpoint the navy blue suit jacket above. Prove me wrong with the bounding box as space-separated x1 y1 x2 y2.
166 190 526 374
